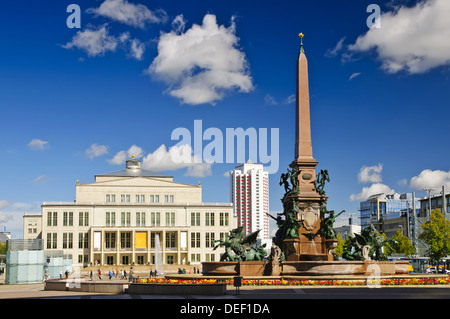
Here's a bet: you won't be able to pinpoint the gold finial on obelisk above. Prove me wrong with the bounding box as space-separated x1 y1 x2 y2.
299 32 304 53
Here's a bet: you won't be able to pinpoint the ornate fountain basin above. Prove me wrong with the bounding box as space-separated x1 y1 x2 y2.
202 261 267 276
281 260 410 276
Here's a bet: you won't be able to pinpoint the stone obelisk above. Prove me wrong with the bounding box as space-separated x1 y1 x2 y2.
291 33 321 200
285 33 329 261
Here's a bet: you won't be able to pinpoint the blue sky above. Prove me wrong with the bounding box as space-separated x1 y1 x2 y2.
1 0 450 238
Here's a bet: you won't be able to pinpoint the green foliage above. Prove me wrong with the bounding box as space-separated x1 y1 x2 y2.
0 242 6 255
334 233 344 257
419 209 450 264
388 229 416 257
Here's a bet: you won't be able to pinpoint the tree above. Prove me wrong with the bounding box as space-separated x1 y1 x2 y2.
334 233 344 257
0 242 6 255
388 229 416 257
419 209 450 272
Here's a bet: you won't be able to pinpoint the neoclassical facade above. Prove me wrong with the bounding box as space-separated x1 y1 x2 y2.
24 158 235 267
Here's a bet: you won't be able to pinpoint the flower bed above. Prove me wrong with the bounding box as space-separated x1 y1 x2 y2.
134 277 450 286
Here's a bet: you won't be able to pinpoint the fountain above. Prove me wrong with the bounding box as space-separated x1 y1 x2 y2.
154 233 164 276
202 33 409 277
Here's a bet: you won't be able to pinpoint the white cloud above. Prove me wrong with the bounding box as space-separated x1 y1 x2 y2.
171 14 186 33
349 183 395 201
358 163 383 183
141 144 212 178
86 143 109 159
63 25 118 57
264 94 295 105
107 143 213 177
87 0 168 28
108 150 127 165
285 94 296 104
185 163 212 178
349 72 361 81
409 169 450 194
27 138 49 151
108 145 144 165
32 175 47 184
348 0 450 74
325 36 346 57
0 212 13 224
148 14 253 105
129 38 145 60
0 200 11 211
63 25 145 60
264 95 278 105
0 201 40 237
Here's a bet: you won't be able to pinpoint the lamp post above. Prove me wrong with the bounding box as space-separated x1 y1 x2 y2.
423 187 436 221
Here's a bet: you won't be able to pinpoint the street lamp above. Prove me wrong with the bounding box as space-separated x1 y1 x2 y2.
423 187 436 221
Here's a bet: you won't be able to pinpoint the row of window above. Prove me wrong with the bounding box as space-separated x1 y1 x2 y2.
190 232 227 248
76 253 218 265
105 211 176 227
106 194 174 203
46 232 88 250
46 231 227 250
102 232 176 249
190 212 230 227
46 211 231 228
46 212 89 227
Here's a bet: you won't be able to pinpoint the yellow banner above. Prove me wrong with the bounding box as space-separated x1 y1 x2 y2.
135 232 147 249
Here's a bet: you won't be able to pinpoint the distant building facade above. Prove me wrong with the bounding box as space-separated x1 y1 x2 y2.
23 158 236 267
230 162 270 248
419 192 450 218
359 193 421 240
23 214 42 240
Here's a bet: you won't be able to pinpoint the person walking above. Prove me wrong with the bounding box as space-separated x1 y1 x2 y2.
129 267 133 282
90 270 93 281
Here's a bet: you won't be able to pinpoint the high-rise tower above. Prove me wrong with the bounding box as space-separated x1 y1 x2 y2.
230 162 270 247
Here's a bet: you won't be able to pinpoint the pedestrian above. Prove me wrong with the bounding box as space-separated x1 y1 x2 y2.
90 270 93 281
150 269 153 277
98 268 102 280
59 269 63 279
129 267 133 282
109 269 112 280
155 269 157 277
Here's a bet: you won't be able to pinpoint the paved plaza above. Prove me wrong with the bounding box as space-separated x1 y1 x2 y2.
2 280 450 299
